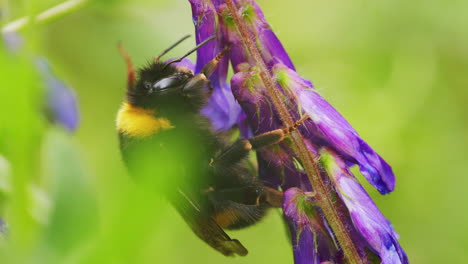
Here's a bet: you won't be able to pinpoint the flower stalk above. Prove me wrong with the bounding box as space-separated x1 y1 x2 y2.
224 0 363 263
1 0 88 34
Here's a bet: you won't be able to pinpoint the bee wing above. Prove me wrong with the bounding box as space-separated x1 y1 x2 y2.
170 188 248 257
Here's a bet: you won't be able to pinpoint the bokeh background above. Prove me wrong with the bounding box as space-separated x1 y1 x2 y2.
1 0 467 263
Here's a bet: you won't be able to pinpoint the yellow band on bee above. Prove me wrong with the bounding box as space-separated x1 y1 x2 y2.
116 102 174 138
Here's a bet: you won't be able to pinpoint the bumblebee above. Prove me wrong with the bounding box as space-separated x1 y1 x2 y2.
116 36 308 256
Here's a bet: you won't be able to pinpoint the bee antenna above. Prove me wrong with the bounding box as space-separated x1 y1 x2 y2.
163 36 216 70
155 34 191 63
118 42 136 90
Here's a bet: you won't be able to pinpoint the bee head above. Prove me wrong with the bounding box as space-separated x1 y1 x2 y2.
141 73 187 96
136 64 191 94
128 63 205 111
118 36 215 116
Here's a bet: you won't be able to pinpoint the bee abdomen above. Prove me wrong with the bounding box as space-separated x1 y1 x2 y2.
212 202 268 230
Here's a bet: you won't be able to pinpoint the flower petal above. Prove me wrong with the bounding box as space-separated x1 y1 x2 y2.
201 82 242 131
273 63 395 194
189 0 227 83
0 217 6 235
2 32 23 53
288 223 321 264
35 58 80 132
283 188 340 263
219 0 295 71
320 148 408 263
171 58 196 72
190 0 244 131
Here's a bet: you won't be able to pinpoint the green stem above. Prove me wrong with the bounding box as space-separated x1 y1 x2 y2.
224 0 363 263
1 0 88 34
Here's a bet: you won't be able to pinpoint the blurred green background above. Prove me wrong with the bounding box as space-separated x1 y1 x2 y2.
1 0 467 263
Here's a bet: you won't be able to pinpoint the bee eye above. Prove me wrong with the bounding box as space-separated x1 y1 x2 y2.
144 82 152 90
153 76 183 91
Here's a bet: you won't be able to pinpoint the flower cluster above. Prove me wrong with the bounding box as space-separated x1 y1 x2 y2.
35 58 80 132
2 32 80 132
188 0 408 263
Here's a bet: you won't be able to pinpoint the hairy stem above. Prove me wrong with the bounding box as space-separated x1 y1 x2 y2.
224 0 363 263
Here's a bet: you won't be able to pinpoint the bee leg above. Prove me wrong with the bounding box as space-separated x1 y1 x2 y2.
209 116 310 211
263 187 283 207
248 114 311 149
201 44 231 77
182 45 230 96
212 115 310 167
182 73 210 94
203 184 282 230
207 185 282 208
205 186 257 204
211 140 254 168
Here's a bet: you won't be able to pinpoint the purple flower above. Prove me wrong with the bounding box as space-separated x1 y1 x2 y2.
3 32 80 132
320 148 408 263
189 0 244 131
188 0 407 263
272 64 395 194
2 32 23 53
171 57 196 72
35 58 80 132
283 188 339 264
0 217 6 235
